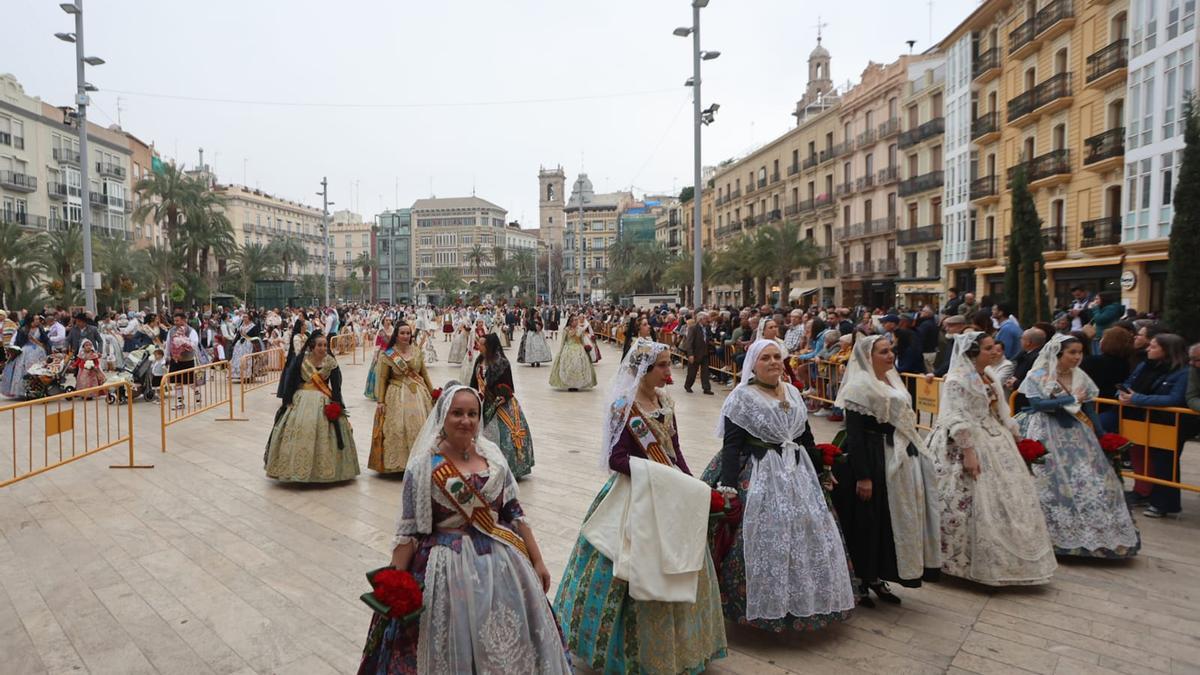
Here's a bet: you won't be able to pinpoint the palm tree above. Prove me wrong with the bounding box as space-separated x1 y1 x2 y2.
41 224 83 307
96 234 141 310
755 221 823 307
431 267 463 303
228 243 279 304
132 162 203 247
340 271 364 302
353 251 375 303
0 222 46 308
510 248 534 278
268 237 308 279
712 236 755 306
663 250 713 306
134 245 181 312
464 244 491 286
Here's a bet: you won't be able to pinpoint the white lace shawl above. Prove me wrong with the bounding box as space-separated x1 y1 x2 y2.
832 334 925 455
937 332 1019 450
715 339 805 439
393 384 518 548
601 339 672 469
1017 334 1099 414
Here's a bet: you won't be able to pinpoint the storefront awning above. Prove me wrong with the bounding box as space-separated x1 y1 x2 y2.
788 286 819 300
1044 255 1124 270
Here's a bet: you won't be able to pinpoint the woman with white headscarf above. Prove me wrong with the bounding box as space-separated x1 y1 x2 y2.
699 339 856 632
358 382 570 674
554 339 727 673
928 331 1057 585
1015 334 1140 558
831 335 941 607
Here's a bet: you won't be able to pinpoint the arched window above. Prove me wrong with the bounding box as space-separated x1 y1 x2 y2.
547 184 556 201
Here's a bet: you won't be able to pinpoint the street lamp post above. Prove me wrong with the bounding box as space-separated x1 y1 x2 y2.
317 177 333 307
58 0 104 314
675 1 718 310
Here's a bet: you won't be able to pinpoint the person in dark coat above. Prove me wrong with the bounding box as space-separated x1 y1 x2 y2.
684 311 713 394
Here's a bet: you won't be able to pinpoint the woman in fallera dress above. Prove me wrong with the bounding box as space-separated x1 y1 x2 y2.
928 331 1057 585
517 310 553 367
555 339 727 674
447 320 469 365
357 384 571 675
229 311 261 382
700 339 856 632
370 322 435 475
831 335 941 607
264 332 360 483
1016 334 1140 558
472 334 536 479
364 316 394 401
2 314 48 399
549 314 597 391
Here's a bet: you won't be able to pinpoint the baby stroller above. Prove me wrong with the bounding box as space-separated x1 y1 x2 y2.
24 353 75 400
105 345 157 404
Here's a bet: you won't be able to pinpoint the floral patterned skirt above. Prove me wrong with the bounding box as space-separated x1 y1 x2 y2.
369 383 431 473
358 530 571 675
518 333 553 364
264 389 360 482
699 452 853 633
553 475 727 674
548 341 596 390
484 397 535 479
447 334 468 364
363 353 379 401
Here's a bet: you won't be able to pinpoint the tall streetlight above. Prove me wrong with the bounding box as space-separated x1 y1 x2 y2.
57 1 104 313
317 177 333 307
675 0 719 309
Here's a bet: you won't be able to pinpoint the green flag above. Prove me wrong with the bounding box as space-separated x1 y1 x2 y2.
151 156 165 175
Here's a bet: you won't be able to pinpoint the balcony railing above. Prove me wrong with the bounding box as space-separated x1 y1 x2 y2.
1087 39 1128 84
89 192 108 206
747 182 756 194
971 175 998 200
841 216 898 240
897 223 943 246
898 170 944 197
878 117 901 138
0 131 9 146
831 139 855 158
788 162 801 176
0 212 48 229
1007 72 1072 122
836 182 855 197
1007 149 1071 185
729 188 741 199
0 171 37 192
876 258 899 275
857 128 877 146
1080 216 1122 247
971 111 999 140
969 239 996 260
757 177 768 188
1010 17 1036 54
1010 0 1075 54
973 47 1000 78
12 136 24 150
768 209 782 222
53 148 81 164
96 162 127 180
856 174 876 192
47 182 68 199
1084 127 1124 165
1040 224 1065 251
898 117 945 149
877 165 899 184
815 193 834 208
770 172 780 183
802 155 819 170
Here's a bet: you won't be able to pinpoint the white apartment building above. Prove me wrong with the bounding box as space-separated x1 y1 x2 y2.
330 209 373 281
0 74 134 239
213 183 325 275
941 35 975 293
1121 0 1196 309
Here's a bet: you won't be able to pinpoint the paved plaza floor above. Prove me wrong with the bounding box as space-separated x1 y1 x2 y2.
2 335 1200 674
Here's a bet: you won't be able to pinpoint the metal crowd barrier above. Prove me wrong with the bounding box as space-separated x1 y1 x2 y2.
1 380 151 487
159 359 246 452
329 333 360 365
238 347 286 412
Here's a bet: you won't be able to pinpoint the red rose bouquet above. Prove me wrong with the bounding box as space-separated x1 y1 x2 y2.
816 442 844 469
663 373 674 385
709 489 726 513
1017 438 1047 465
363 567 423 619
1098 433 1132 474
323 402 343 422
430 387 442 402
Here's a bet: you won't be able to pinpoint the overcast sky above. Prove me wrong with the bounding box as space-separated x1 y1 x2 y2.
6 0 978 227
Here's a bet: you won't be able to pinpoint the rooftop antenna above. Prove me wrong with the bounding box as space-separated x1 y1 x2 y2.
116 96 124 127
906 39 917 54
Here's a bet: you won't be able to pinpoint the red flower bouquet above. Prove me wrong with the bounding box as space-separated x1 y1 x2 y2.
709 489 727 513
1098 433 1132 455
430 387 443 402
816 442 844 469
363 568 423 619
1017 438 1047 464
663 373 674 385
323 402 343 422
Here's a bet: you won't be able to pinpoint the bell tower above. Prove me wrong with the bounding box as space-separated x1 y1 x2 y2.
538 165 566 249
794 21 836 123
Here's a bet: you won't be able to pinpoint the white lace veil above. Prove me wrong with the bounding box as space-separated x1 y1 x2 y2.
399 381 511 540
833 334 924 453
1018 333 1098 409
715 339 807 441
947 330 986 386
600 338 671 469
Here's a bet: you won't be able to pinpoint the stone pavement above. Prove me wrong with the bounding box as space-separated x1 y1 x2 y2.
1 335 1199 674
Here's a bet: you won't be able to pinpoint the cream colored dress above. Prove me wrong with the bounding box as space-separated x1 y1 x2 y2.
370 347 434 473
548 327 597 390
265 356 360 483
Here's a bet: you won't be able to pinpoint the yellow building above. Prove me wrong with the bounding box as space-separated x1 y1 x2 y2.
896 57 948 309
562 174 632 301
940 0 1130 307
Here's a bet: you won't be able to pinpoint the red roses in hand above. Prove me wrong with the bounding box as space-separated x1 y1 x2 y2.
709 489 727 513
362 567 423 620
816 443 843 468
323 402 343 422
430 388 443 402
1098 433 1132 455
1017 438 1047 464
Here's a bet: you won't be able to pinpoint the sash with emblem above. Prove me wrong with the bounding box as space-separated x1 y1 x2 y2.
431 455 530 559
626 404 674 467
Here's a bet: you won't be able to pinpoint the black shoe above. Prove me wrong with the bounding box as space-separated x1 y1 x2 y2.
684 388 694 393
703 390 714 395
1125 491 1150 506
857 584 876 608
869 581 901 605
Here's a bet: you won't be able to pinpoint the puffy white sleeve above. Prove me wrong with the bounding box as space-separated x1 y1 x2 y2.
940 378 978 451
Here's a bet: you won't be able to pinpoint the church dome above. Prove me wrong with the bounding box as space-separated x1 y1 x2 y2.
809 41 830 60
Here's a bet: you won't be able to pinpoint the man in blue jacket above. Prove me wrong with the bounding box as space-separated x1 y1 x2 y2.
992 302 1022 360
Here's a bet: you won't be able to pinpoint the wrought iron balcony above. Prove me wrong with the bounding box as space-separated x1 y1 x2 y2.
802 155 818 170
815 193 834 208
747 182 756 194
788 162 801 176
729 188 741 199
0 170 37 192
1009 17 1037 55
757 177 767 188
831 139 855 158
1084 127 1124 167
971 111 1000 141
857 128 877 147
877 165 899 185
1087 39 1128 85
89 192 108 206
897 223 943 246
1007 72 1072 123
53 148 81 165
973 47 1001 80
1040 224 1065 251
876 258 899 275
970 175 998 201
96 162 127 180
770 172 780 183
836 182 854 197
768 208 782 222
1009 0 1075 56
898 117 945 149
47 182 68 199
1080 216 1122 248
898 170 944 197
1 212 47 229
856 174 876 192
877 117 901 138
969 239 996 260
785 202 800 216
1007 148 1071 186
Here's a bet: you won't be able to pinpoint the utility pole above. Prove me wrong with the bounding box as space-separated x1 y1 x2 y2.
317 177 333 306
533 242 539 302
547 243 554 305
689 2 703 310
62 0 100 313
577 176 585 305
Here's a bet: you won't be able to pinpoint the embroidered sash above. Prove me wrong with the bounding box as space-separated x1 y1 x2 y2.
431 457 530 559
627 407 674 467
309 371 335 400
383 349 426 389
496 398 528 453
